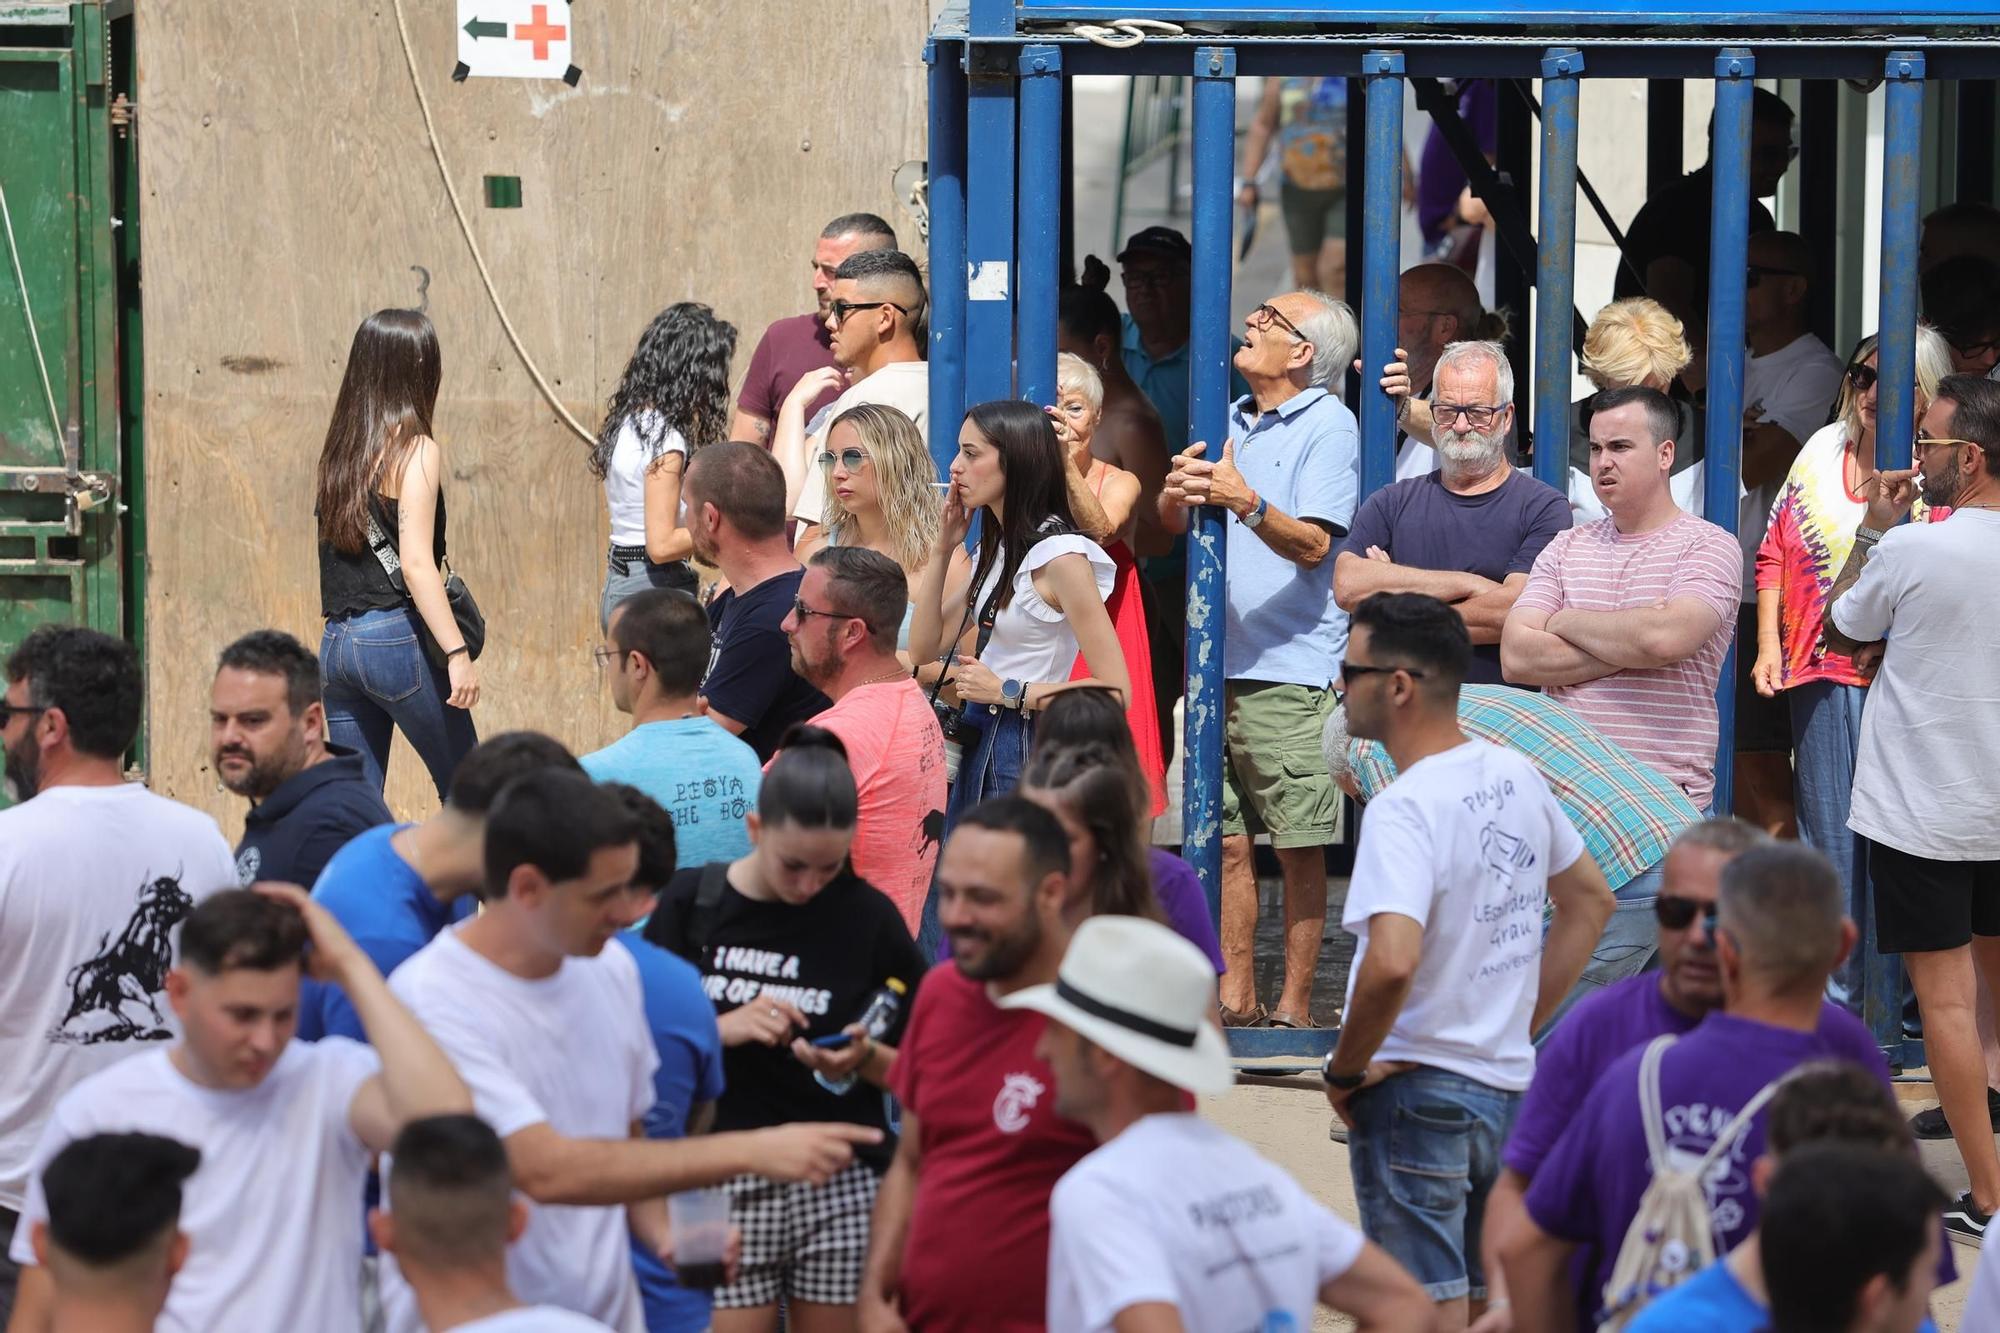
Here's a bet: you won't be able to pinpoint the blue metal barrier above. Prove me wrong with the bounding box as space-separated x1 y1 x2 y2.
1017 45 1064 406
1533 50 1582 489
1357 52 1404 499
926 40 967 475
966 54 1017 404
1704 50 1754 821
1182 46 1235 916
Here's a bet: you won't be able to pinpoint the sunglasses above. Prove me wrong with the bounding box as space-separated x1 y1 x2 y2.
1337 661 1426 686
818 447 871 472
1655 895 1720 933
1434 403 1505 429
1249 303 1306 341
1915 435 1987 457
0 701 47 728
1746 265 1805 288
1845 362 1878 393
791 597 872 634
828 299 908 324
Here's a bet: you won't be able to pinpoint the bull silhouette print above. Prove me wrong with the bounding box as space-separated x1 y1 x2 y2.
50 871 196 1046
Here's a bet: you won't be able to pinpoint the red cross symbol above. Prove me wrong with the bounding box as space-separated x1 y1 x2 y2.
514 4 566 61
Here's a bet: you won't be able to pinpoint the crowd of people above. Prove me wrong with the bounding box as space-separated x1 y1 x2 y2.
3 107 2000 1333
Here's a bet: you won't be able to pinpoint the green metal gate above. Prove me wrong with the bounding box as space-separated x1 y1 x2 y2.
0 1 129 657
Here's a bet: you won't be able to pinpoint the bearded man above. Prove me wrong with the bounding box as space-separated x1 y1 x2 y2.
1334 339 1572 686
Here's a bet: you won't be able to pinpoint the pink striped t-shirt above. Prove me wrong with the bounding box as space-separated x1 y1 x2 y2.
1513 512 1741 809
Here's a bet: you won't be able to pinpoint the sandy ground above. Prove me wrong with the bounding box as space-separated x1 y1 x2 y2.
1199 1078 1975 1331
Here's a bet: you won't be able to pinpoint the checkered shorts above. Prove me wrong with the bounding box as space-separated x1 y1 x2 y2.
712 1161 880 1308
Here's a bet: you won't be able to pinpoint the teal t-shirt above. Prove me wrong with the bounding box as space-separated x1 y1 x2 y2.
582 718 762 869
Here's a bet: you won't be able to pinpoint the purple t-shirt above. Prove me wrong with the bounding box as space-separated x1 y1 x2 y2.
1338 469 1571 684
1419 80 1497 244
1523 1008 1892 1328
1148 849 1225 974
737 312 841 426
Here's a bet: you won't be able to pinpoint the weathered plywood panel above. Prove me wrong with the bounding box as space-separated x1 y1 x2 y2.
137 1 931 826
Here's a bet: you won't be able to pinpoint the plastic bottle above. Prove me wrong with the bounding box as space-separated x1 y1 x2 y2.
813 978 908 1095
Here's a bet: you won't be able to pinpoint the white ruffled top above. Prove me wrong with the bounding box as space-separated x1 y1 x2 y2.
974 533 1117 684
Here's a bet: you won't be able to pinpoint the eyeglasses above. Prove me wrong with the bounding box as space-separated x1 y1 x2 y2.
1916 435 1987 457
791 597 871 634
1121 269 1182 293
1654 895 1720 933
828 300 908 325
818 447 871 472
1433 403 1505 429
1952 336 2000 361
1248 303 1306 341
0 701 47 728
1746 265 1805 288
1845 362 1878 393
1337 660 1426 685
592 645 625 669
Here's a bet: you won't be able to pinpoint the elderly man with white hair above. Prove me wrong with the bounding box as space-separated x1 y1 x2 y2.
1334 340 1571 686
1158 288 1360 1030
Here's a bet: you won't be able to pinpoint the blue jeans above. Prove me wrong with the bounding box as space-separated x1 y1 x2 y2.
1537 861 1666 1041
1791 680 1881 1012
1347 1066 1519 1302
919 704 1035 960
321 607 478 800
600 550 697 631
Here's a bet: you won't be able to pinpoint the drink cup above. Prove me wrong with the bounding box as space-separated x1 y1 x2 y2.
668 1188 731 1289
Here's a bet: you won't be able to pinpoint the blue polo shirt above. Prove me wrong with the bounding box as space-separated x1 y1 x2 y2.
1120 314 1249 452
1223 385 1359 683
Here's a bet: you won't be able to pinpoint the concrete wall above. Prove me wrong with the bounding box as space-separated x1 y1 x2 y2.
137 1 932 827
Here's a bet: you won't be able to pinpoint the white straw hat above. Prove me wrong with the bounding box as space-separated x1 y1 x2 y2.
998 915 1234 1095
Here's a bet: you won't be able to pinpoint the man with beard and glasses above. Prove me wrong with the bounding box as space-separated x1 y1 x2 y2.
1470 819 1882 1333
1825 373 2000 1241
0 627 237 1325
857 796 1095 1333
781 546 946 934
1334 340 1569 687
211 630 391 889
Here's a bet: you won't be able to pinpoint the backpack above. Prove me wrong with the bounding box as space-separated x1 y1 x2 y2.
1597 1035 1786 1331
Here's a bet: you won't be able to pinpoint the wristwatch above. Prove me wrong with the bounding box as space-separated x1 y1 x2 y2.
1854 524 1888 544
1001 678 1025 711
1241 494 1270 530
1321 1050 1367 1090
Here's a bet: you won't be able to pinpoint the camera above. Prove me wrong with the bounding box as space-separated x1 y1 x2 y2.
932 696 976 785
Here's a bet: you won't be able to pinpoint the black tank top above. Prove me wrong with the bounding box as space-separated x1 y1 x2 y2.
318 490 449 619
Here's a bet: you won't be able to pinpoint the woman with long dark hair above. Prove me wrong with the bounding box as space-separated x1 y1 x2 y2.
909 399 1130 814
645 726 923 1333
315 308 476 796
592 303 737 627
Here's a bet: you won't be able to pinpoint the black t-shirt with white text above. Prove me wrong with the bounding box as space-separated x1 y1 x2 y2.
645 865 926 1167
702 569 831 762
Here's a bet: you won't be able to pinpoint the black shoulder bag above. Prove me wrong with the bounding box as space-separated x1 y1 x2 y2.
365 498 486 671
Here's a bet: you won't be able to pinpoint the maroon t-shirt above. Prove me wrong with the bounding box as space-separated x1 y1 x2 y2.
889 963 1095 1331
737 312 841 426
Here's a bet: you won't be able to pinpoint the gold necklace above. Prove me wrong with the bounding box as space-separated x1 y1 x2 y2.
853 667 908 689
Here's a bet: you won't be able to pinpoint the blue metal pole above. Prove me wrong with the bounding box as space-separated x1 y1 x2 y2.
965 50 1017 405
1871 49 1926 1065
1184 46 1235 920
1704 49 1753 821
1534 50 1583 489
926 40 967 478
1016 45 1063 407
1358 51 1405 500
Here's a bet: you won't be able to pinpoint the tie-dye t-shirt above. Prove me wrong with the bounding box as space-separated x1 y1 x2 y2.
1754 421 1932 689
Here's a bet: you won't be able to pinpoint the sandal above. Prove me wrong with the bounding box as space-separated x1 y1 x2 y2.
1268 1010 1323 1030
1219 1001 1269 1028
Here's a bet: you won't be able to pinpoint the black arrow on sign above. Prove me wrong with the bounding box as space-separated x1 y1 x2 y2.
463 16 506 38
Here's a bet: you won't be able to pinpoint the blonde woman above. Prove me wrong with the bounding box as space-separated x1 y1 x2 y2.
1751 328 1953 1013
1048 353 1164 813
796 402 939 654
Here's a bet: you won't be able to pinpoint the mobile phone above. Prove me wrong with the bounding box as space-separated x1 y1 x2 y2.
811 1031 856 1049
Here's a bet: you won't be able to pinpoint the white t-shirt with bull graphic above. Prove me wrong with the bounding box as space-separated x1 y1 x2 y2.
0 782 236 1210
1341 740 1586 1092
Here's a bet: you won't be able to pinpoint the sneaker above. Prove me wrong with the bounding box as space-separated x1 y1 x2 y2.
1947 1192 1992 1243
1910 1087 2000 1140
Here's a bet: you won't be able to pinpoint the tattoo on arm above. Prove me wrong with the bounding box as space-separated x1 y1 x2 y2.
1820 540 1874 654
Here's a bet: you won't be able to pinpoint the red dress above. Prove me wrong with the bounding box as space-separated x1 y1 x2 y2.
1071 468 1167 815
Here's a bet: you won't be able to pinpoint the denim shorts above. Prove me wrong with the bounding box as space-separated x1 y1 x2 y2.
1346 1065 1520 1301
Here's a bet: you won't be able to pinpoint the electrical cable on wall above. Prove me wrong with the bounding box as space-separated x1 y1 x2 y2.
390 0 596 447
0 178 67 452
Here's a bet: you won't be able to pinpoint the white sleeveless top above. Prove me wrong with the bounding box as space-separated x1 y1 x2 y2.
974 533 1116 684
604 410 688 548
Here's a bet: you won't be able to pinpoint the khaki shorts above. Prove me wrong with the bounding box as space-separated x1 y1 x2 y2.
1220 680 1340 846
